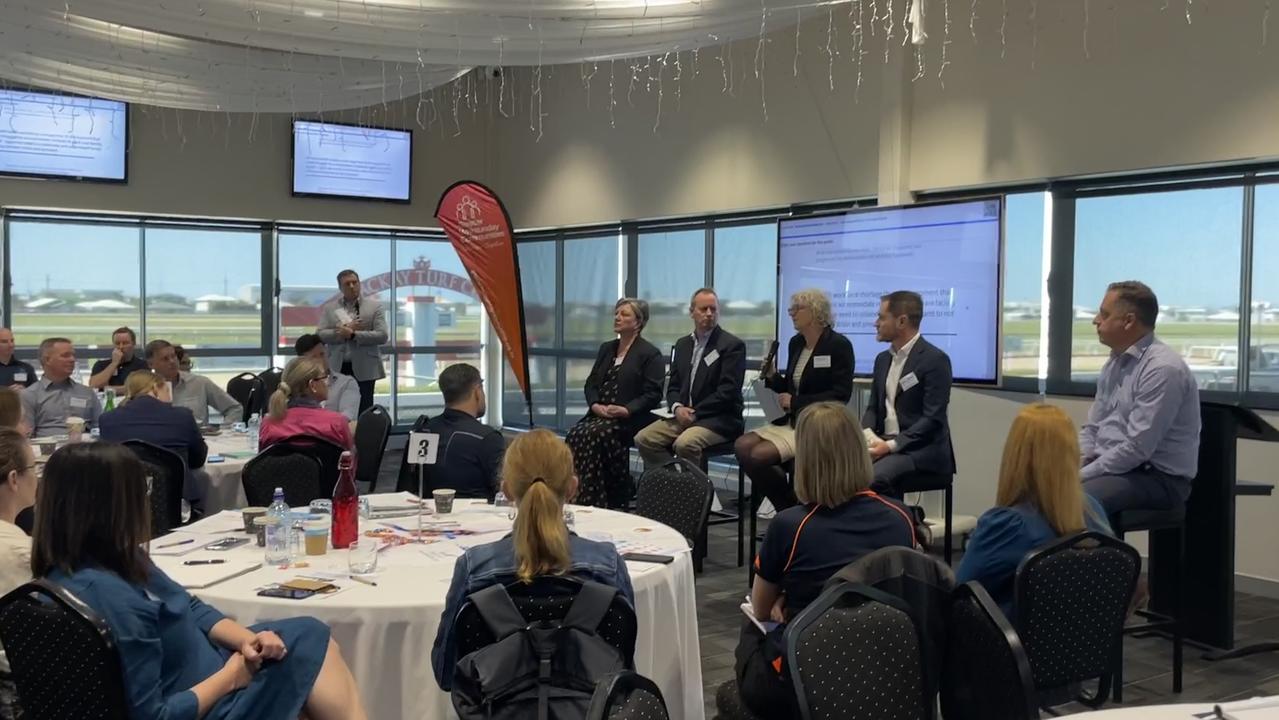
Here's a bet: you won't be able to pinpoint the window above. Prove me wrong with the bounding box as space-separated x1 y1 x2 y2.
637 228 706 355
8 220 141 350
563 235 621 352
1250 185 1279 394
1072 187 1243 389
503 356 559 429
518 241 557 349
397 350 482 424
391 239 483 349
145 227 262 348
1003 193 1050 380
712 223 777 361
277 232 393 350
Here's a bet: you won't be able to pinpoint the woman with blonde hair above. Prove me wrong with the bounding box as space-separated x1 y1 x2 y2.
735 288 854 514
259 357 352 451
957 403 1112 617
724 402 915 719
430 429 635 690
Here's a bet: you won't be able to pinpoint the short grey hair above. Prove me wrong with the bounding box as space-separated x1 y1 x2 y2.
614 297 651 331
790 288 834 328
38 337 72 363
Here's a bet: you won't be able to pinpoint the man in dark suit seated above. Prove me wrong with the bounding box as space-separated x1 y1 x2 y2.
403 363 505 500
636 288 747 471
98 369 209 504
862 290 956 496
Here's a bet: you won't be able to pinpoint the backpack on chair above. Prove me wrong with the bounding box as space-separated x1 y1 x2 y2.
452 580 631 720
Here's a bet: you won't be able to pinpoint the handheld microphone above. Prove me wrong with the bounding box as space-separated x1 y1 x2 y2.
759 340 780 377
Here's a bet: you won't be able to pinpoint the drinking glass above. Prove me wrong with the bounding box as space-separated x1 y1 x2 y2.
348 540 378 575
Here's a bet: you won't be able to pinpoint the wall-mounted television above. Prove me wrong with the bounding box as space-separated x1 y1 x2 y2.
776 198 1004 384
292 120 412 202
0 89 128 182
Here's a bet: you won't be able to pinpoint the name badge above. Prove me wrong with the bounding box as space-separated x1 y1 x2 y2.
12 373 26 383
703 349 720 367
812 355 832 369
613 357 623 367
69 397 88 409
899 372 920 392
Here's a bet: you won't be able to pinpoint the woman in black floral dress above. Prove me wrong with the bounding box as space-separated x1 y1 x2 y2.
565 298 664 508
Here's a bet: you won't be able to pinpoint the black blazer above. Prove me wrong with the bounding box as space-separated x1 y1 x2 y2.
666 326 747 440
581 336 665 441
98 395 208 473
861 336 956 475
764 327 855 427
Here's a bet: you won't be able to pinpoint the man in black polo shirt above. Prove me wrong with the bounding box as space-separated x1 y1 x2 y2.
88 327 150 390
399 363 505 500
0 329 35 389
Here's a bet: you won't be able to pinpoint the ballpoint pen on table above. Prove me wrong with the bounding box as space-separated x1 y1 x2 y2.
156 538 195 549
183 559 227 565
349 575 378 587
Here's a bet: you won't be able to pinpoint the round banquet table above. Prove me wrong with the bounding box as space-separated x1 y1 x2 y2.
153 495 706 720
1066 703 1276 718
195 432 256 513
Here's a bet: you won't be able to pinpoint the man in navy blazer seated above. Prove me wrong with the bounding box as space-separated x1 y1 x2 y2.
635 288 747 471
98 369 208 504
862 290 956 496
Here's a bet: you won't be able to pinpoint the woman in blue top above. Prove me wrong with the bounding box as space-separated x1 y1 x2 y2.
957 403 1113 618
30 442 367 720
432 429 635 690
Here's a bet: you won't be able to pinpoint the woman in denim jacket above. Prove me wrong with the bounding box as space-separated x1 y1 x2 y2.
431 429 635 689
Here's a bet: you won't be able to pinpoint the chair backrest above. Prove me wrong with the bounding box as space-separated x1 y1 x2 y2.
453 576 638 671
633 459 713 550
270 434 346 494
1014 531 1140 692
586 671 670 720
395 414 432 494
354 404 392 490
258 367 284 399
242 443 324 507
786 582 925 720
121 440 188 537
0 579 129 719
940 582 1038 720
225 373 263 423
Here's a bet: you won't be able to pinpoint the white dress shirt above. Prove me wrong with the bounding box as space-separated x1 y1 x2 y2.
864 333 921 452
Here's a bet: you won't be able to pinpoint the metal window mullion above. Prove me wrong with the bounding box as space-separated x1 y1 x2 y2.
1045 191 1077 395
1239 184 1256 394
137 224 147 343
261 226 275 356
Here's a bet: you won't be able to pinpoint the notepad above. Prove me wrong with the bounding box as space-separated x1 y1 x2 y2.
154 558 262 589
740 598 780 635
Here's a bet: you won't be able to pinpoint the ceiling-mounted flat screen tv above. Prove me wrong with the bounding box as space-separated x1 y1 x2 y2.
292 120 412 202
0 88 128 182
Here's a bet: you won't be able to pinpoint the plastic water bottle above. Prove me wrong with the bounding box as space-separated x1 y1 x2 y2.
247 413 260 453
264 488 291 565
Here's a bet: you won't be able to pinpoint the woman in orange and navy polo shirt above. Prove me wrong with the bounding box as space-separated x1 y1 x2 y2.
722 401 917 719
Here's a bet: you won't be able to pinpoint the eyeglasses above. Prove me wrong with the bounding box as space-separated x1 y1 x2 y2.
787 305 808 313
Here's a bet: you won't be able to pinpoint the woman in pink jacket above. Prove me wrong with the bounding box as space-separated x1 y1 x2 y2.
259 357 353 451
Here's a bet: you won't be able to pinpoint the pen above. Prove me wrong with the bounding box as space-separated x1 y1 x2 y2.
156 538 195 549
348 575 378 587
183 559 226 566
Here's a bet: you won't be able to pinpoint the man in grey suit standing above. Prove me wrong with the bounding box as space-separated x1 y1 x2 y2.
317 269 388 413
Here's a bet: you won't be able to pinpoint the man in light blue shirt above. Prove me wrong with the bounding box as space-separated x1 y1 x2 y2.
1080 281 1200 516
21 337 103 437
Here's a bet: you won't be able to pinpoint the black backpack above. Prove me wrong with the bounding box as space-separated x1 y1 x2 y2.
451 580 632 720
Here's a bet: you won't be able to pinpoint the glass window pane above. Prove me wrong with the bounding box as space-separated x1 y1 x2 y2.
713 224 777 361
9 221 141 349
277 233 392 349
1003 193 1048 379
504 355 559 429
1072 188 1243 389
518 241 557 349
564 235 620 352
637 229 706 355
564 357 598 428
392 240 483 349
145 228 262 348
395 350 482 424
1250 185 1279 393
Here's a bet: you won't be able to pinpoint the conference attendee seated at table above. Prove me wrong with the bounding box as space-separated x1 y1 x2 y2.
21 337 102 438
259 357 354 451
431 429 635 690
146 339 243 427
0 428 35 713
417 362 504 500
88 326 150 391
295 334 360 423
957 403 1112 618
862 290 956 496
174 344 193 372
0 387 27 435
735 289 853 513
33 442 367 720
565 298 664 508
99 370 208 501
725 402 916 719
1080 281 1200 516
0 328 36 389
635 288 746 471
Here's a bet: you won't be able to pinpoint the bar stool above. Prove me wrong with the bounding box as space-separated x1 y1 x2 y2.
700 441 747 567
894 470 956 565
1110 507 1186 702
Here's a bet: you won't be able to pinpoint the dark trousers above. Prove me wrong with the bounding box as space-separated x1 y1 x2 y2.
869 452 918 498
340 362 376 413
733 620 799 719
1082 464 1192 518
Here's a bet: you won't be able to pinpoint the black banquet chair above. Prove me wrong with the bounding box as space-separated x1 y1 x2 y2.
634 459 714 572
786 582 926 720
941 581 1038 720
224 372 264 424
241 443 325 507
258 366 284 399
354 404 392 492
395 414 432 494
1014 531 1141 710
0 579 130 720
122 440 188 537
587 671 670 720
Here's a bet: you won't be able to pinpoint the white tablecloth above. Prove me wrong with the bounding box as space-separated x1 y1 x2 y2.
196 433 256 513
156 496 706 720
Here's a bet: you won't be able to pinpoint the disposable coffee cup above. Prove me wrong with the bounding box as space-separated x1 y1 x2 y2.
303 518 329 556
66 416 86 442
253 516 276 547
433 489 456 514
241 507 267 533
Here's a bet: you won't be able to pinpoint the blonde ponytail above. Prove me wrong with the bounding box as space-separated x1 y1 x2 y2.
503 429 574 583
270 356 327 422
267 383 291 422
